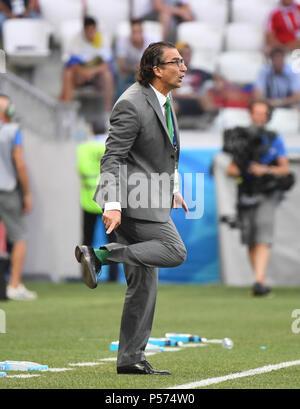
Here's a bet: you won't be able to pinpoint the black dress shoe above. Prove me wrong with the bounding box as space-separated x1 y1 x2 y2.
75 245 101 289
117 360 171 375
252 282 272 296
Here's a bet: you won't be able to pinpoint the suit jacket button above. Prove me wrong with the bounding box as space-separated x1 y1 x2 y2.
171 154 175 159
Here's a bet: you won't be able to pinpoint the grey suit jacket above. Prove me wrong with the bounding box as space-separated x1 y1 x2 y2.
94 82 180 222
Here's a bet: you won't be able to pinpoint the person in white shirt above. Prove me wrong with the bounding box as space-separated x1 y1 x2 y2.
59 16 114 116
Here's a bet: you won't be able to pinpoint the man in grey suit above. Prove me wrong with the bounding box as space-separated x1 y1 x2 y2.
75 41 188 375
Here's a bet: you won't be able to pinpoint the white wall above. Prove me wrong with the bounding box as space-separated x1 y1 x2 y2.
22 130 82 281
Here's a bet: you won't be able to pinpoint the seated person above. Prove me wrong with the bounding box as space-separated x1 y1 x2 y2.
139 0 194 41
201 74 255 111
265 0 300 53
0 0 39 30
172 42 213 117
59 16 114 116
115 19 155 99
254 47 300 108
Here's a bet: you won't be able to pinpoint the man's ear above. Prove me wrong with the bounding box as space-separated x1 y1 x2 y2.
153 65 163 79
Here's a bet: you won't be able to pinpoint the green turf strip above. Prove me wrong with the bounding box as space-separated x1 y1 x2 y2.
0 283 300 389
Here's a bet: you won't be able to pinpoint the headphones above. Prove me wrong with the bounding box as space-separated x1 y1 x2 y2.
0 94 15 118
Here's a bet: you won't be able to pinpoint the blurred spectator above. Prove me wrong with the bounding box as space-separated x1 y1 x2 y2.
172 42 213 117
0 94 37 301
139 0 194 41
254 47 300 108
266 0 300 53
77 119 119 282
201 74 255 111
226 99 290 296
0 0 40 31
59 16 115 118
115 19 155 99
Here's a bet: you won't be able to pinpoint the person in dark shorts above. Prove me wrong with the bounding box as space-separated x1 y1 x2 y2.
226 100 290 296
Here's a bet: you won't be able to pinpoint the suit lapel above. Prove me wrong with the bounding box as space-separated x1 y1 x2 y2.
142 86 174 147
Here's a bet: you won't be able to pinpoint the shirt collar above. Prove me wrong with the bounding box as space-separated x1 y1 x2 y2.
150 84 170 114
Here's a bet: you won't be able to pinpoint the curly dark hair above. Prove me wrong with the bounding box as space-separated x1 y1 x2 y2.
136 41 176 86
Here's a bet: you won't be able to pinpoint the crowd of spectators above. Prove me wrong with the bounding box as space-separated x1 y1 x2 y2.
56 0 300 128
2 0 300 127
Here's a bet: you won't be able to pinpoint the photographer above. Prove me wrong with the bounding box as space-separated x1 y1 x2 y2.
226 100 290 296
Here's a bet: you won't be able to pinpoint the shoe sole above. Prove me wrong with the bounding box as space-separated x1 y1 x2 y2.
117 370 171 375
75 246 98 289
249 290 274 298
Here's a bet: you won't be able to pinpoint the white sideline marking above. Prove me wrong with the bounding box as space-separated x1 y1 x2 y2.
6 374 40 379
69 362 104 367
99 357 117 362
47 368 73 372
169 359 300 389
180 344 207 348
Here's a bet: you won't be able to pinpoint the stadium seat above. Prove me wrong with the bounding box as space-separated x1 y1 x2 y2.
231 0 278 26
189 0 229 25
86 0 130 46
267 108 300 135
116 20 163 43
131 0 153 19
286 49 300 74
190 50 218 73
214 107 252 130
177 22 224 53
2 19 51 67
39 0 84 43
217 51 265 84
225 23 264 52
58 19 82 62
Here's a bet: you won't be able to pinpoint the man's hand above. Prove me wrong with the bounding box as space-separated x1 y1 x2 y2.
23 193 33 214
247 162 269 177
172 192 189 213
102 210 121 234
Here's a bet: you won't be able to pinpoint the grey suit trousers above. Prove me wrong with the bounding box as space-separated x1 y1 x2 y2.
101 216 186 367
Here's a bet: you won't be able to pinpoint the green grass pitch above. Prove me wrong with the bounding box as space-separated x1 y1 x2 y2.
0 282 300 389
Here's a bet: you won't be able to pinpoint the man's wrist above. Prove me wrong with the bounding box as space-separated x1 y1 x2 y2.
104 202 122 212
265 166 272 175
